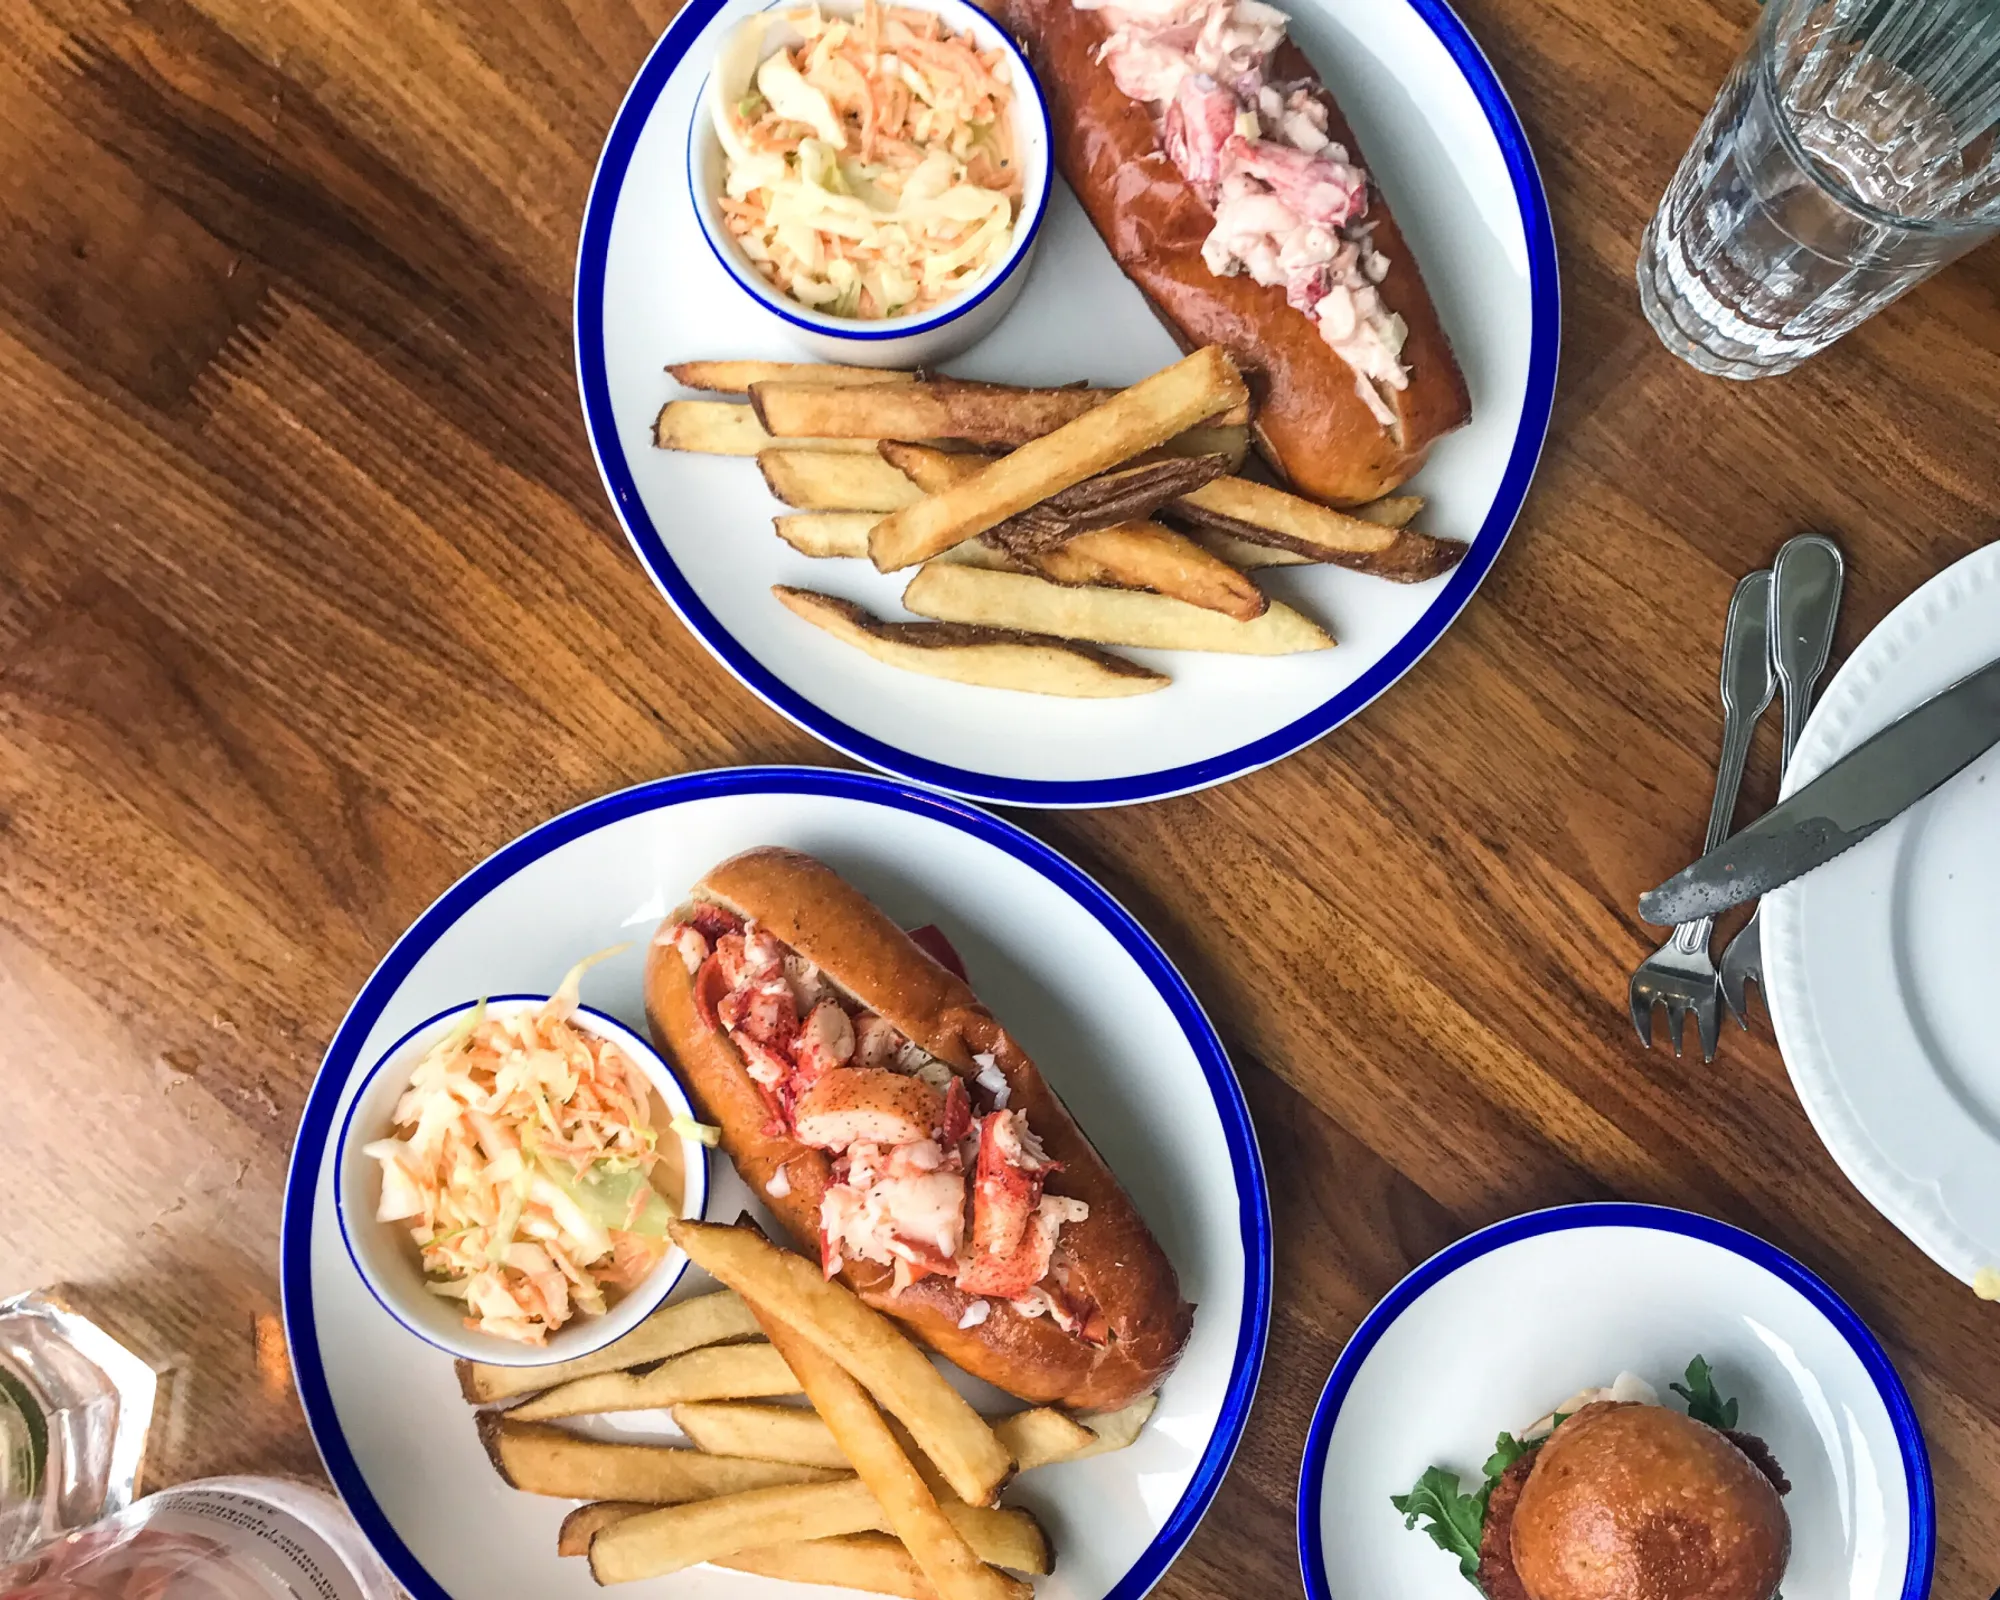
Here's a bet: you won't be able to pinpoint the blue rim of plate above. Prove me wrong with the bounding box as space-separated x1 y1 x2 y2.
1295 1202 1935 1600
571 0 1561 809
683 0 1055 341
281 764 1273 1600
331 997 712 1366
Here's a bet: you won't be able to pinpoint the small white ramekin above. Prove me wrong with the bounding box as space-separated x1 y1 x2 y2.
688 0 1052 367
334 996 710 1366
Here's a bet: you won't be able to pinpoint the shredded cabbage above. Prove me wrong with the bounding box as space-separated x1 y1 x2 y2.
364 967 669 1345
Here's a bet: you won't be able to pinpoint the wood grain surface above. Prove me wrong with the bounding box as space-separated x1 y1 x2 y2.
1 0 1996 1593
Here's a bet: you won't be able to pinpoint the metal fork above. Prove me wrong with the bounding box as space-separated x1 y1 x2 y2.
1719 535 1845 1027
1629 569 1775 1061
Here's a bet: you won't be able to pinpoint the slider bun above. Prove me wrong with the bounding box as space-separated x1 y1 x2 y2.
1510 1403 1789 1600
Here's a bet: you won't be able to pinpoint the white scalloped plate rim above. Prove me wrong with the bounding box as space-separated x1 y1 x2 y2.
1762 539 2000 1285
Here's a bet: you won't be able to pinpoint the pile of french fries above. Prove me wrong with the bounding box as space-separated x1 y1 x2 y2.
464 1219 1156 1599
655 348 1469 698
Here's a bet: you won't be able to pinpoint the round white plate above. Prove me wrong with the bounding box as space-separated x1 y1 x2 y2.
282 766 1270 1600
1765 540 2000 1288
1297 1204 1933 1600
574 0 1558 808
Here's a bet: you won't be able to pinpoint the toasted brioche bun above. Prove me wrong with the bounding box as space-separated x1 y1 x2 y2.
643 847 1193 1410
994 0 1470 505
1507 1403 1789 1600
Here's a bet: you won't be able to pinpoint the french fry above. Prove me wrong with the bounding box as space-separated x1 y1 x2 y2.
560 1502 650 1557
868 347 1250 571
754 381 1107 447
753 381 1250 449
456 1290 762 1406
590 1478 885 1582
751 1288 1026 1600
881 445 1263 618
654 401 885 456
677 1400 1140 1475
478 1416 841 1502
1353 495 1426 529
1066 1395 1158 1458
903 564 1332 655
1159 423 1250 471
774 514 1019 570
1029 523 1267 621
669 1220 1015 1507
507 1342 801 1422
670 361 918 393
762 451 925 512
1167 478 1465 582
721 1532 940 1599
990 1409 1096 1471
1173 493 1429 569
674 1401 851 1469
582 1482 1050 1582
775 588 1168 698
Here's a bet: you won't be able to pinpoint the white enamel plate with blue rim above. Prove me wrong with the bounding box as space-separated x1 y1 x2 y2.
1297 1204 1933 1600
1764 540 2000 1288
282 766 1270 1600
575 0 1557 808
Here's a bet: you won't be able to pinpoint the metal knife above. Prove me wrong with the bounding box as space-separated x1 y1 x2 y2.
1638 652 2000 925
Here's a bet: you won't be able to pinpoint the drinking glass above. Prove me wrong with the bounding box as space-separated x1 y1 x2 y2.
1639 0 2000 377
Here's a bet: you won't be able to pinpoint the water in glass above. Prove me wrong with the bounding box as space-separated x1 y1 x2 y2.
1640 0 2000 376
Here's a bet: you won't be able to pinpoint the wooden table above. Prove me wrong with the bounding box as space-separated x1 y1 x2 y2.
2 0 1997 1590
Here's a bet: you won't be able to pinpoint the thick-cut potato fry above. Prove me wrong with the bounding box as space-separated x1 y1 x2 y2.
507 1342 800 1422
1159 423 1249 471
753 1290 1025 1600
674 1401 850 1469
754 381 1106 447
1033 522 1267 620
478 1416 841 1503
669 1221 1015 1508
762 451 926 512
1169 478 1465 582
456 1290 761 1406
881 445 1264 618
560 1503 652 1557
678 1400 1143 1475
670 361 917 394
1353 495 1425 529
989 1409 1096 1472
591 1478 885 1582
774 514 1018 570
753 381 1249 448
775 511 882 559
903 564 1331 655
775 588 1168 698
654 401 884 456
721 1532 940 1600
579 1483 1050 1581
868 347 1250 571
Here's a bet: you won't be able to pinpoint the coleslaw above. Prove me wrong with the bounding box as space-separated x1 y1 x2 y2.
712 1 1024 319
362 955 686 1345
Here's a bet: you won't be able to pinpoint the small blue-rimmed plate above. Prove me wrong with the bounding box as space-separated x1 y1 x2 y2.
283 765 1270 1600
575 0 1558 809
1298 1203 1932 1600
334 996 712 1366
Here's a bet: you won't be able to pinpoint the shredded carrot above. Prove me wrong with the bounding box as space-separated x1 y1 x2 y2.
721 2 1022 318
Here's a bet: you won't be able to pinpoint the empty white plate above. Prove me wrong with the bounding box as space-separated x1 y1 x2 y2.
1298 1204 1932 1600
282 766 1270 1600
1764 540 2000 1289
574 0 1558 806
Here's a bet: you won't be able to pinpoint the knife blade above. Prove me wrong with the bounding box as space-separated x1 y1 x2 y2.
1638 653 2000 925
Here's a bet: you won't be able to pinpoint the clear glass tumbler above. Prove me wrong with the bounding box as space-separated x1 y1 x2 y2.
1639 0 2000 377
